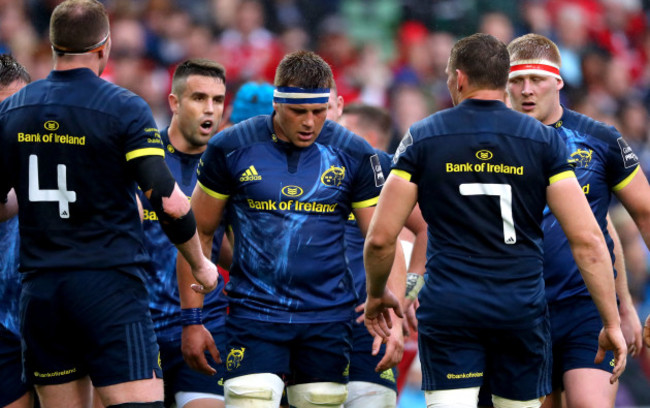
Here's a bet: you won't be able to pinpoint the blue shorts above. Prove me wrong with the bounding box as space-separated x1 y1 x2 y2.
223 316 352 385
349 320 397 391
548 297 614 390
20 269 163 386
159 327 227 405
418 318 551 401
0 325 31 406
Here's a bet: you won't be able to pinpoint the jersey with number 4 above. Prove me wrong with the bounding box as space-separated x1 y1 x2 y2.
0 68 163 274
198 115 383 323
393 99 573 329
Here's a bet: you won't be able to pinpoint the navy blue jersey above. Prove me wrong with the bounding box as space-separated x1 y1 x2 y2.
394 99 573 329
139 129 227 342
198 115 383 323
0 216 20 335
344 150 392 303
543 107 639 303
0 68 163 275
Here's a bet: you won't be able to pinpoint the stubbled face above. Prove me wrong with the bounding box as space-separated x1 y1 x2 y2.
0 79 26 102
507 73 563 125
273 101 328 148
172 74 226 149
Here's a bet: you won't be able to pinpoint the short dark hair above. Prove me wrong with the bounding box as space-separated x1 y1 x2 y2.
0 54 30 86
448 33 510 90
50 0 110 54
508 33 562 66
342 103 392 139
171 59 227 96
274 50 334 89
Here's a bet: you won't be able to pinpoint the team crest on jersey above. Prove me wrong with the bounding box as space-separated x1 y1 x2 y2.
476 150 493 160
281 185 304 197
393 131 413 164
240 165 262 182
570 148 593 168
617 137 639 169
321 166 345 187
226 347 246 371
166 143 175 154
44 120 59 131
370 154 385 187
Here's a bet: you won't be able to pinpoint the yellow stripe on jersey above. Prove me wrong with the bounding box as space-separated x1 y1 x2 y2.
198 181 229 200
612 165 639 191
125 147 165 161
391 169 412 182
549 170 576 185
352 196 379 209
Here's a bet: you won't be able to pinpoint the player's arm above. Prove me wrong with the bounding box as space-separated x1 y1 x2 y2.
0 188 17 221
614 168 650 261
402 203 427 333
362 173 416 338
355 204 406 370
607 213 642 357
176 184 228 375
217 231 233 270
546 176 627 383
129 155 217 291
643 314 650 347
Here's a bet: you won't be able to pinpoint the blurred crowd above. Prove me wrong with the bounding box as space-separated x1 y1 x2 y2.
3 0 650 405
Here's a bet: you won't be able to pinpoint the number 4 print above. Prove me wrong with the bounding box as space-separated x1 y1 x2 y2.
29 154 77 218
459 183 516 245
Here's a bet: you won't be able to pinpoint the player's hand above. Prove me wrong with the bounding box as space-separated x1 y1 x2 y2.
402 298 419 337
595 326 627 384
181 324 221 375
644 315 650 348
191 257 218 294
374 312 405 372
620 306 642 357
364 288 403 339
355 302 366 324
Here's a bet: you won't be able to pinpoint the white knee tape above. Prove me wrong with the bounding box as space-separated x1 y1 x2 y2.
287 382 348 408
424 387 480 408
345 381 396 408
224 373 284 408
492 395 543 408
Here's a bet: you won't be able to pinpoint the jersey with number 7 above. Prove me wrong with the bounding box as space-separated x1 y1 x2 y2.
392 98 573 330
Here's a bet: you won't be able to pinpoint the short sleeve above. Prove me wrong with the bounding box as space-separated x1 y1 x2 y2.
121 95 164 161
197 141 234 200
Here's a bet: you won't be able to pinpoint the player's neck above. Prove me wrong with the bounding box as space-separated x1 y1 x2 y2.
461 88 507 103
541 102 564 126
53 54 101 76
168 120 206 155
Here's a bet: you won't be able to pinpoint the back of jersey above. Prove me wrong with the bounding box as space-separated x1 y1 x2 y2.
0 68 163 273
393 99 572 329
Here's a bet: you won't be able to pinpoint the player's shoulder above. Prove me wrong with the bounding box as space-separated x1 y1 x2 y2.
318 119 375 156
208 114 272 153
560 107 620 140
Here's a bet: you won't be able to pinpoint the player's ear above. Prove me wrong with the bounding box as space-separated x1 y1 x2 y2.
556 77 564 91
169 93 179 114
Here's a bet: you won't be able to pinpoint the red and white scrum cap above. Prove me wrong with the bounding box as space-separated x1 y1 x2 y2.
509 59 562 81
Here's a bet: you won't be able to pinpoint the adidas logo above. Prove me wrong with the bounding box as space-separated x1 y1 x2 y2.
239 165 262 182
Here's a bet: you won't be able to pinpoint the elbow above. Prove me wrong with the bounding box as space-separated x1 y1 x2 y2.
364 232 396 255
